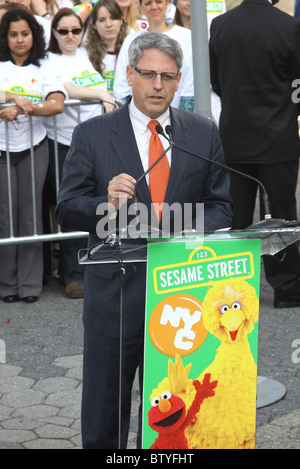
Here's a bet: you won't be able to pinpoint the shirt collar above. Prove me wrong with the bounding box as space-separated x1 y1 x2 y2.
9 53 33 67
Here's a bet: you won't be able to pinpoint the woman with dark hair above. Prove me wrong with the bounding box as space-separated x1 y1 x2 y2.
43 8 115 299
0 8 66 304
85 0 128 95
0 7 47 63
5 0 51 45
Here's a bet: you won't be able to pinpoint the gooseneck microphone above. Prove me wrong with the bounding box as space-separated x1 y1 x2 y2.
157 124 297 230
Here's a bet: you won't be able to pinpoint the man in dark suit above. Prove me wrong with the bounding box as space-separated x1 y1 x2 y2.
209 0 300 308
56 32 232 449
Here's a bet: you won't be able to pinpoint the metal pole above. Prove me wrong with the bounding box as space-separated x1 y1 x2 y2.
5 122 14 238
29 115 37 236
190 0 212 119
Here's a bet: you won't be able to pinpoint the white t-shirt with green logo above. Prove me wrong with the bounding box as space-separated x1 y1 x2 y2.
0 58 66 152
44 48 107 146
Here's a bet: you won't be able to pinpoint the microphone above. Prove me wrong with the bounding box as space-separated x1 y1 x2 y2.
159 125 297 230
165 125 174 145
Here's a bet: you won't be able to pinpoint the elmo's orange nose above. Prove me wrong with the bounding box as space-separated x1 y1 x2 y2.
159 399 171 413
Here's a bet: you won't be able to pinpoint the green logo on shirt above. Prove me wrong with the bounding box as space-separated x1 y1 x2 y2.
4 86 42 103
104 70 114 93
72 70 106 88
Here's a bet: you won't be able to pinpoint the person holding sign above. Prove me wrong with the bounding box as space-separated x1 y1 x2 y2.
55 32 232 449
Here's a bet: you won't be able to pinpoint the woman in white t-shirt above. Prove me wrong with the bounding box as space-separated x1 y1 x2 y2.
133 0 175 29
85 0 128 95
43 8 116 299
114 0 194 110
0 8 66 303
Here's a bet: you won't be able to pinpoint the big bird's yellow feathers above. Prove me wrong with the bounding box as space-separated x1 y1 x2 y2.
150 277 259 449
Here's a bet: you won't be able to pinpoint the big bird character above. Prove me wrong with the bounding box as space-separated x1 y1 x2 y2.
148 374 217 449
153 277 259 449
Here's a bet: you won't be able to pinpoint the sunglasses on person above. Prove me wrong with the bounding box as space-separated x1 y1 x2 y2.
55 28 83 36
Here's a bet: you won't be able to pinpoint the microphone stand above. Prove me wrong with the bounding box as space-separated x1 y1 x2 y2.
160 125 298 231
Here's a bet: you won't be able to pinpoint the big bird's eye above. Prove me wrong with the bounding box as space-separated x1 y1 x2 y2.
151 396 160 407
160 391 171 400
220 304 230 314
231 301 241 310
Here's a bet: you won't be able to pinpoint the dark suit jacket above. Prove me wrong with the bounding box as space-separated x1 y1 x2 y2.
209 0 300 164
55 103 232 338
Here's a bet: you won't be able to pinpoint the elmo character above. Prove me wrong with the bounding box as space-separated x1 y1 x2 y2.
148 373 217 449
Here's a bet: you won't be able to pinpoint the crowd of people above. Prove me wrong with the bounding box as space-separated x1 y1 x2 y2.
0 0 203 302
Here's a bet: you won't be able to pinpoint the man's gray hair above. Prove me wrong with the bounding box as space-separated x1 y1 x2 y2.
128 32 183 71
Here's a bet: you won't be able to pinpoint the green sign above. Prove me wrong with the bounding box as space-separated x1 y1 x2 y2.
71 70 106 88
143 237 261 449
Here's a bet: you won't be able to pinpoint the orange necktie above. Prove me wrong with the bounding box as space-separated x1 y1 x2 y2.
148 120 170 222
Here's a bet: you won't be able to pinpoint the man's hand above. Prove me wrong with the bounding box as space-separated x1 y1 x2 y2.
108 173 136 213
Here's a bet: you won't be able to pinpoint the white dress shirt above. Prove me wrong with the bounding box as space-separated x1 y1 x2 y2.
128 99 172 184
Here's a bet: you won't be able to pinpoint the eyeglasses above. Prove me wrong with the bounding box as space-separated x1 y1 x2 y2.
56 28 83 36
133 66 179 82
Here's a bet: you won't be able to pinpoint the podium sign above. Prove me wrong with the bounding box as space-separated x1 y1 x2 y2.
142 237 261 449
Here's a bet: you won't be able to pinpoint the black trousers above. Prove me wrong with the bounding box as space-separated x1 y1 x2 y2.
228 160 300 292
81 328 144 449
43 139 86 284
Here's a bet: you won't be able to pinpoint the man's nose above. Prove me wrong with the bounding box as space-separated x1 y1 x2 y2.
153 74 163 88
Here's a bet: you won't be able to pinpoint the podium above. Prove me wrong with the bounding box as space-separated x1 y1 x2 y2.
78 226 300 449
78 225 300 263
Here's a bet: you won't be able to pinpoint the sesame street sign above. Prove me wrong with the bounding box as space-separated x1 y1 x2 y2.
153 246 254 294
143 236 261 450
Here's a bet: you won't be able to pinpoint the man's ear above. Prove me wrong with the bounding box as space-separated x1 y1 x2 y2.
126 64 133 86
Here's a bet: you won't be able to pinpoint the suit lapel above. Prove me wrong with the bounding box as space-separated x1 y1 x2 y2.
164 108 190 206
110 104 152 207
